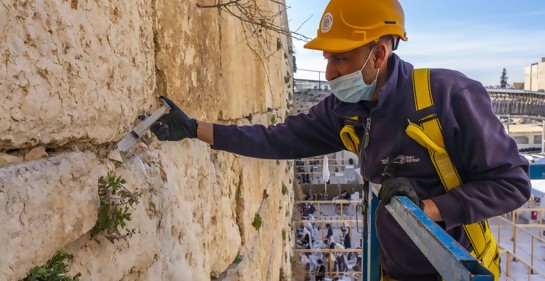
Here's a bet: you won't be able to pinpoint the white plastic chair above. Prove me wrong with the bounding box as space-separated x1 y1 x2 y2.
345 257 357 271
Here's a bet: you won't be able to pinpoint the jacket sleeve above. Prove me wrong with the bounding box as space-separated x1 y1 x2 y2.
431 80 531 230
211 95 346 159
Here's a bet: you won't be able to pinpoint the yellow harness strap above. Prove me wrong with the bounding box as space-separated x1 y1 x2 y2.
411 69 500 280
340 116 361 154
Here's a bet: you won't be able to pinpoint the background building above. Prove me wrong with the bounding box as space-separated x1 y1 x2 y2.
524 58 545 92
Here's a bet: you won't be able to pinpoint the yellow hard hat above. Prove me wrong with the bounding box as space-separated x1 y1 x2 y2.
304 0 408 52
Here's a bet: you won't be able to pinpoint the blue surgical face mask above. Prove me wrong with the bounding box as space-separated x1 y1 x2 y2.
328 48 380 103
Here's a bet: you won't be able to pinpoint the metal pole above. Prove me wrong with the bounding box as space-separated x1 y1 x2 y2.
506 251 512 277
531 236 534 271
362 185 380 281
512 212 517 257
318 71 321 90
497 220 501 242
507 114 511 134
542 120 544 153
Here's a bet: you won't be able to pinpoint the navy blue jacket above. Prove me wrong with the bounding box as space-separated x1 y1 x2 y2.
212 54 531 280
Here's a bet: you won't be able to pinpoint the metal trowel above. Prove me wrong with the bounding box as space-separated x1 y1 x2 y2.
115 99 171 152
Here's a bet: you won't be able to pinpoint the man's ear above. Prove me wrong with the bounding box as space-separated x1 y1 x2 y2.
374 43 389 69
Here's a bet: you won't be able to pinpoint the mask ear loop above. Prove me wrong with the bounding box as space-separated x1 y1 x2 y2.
360 46 380 88
360 46 376 72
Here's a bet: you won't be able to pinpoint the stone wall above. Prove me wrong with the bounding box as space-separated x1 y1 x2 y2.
0 0 294 280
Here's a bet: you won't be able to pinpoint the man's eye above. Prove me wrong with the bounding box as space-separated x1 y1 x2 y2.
324 56 345 62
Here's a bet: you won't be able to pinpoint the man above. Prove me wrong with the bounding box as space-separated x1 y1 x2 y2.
342 226 351 248
151 0 531 280
298 224 312 250
329 241 347 273
315 259 326 281
325 223 333 242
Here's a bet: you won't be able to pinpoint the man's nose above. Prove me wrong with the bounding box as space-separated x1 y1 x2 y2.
325 62 340 81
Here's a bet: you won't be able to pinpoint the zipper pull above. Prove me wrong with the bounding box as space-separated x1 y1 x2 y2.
363 117 371 149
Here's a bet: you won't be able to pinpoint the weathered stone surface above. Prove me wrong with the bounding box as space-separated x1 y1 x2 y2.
0 152 23 166
24 146 48 160
0 0 155 149
0 152 103 280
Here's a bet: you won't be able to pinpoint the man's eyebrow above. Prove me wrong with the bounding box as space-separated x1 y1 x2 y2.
325 53 342 59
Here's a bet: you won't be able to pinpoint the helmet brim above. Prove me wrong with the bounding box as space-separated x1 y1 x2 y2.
303 37 368 53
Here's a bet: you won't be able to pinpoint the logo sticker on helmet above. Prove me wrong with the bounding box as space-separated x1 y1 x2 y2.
321 13 333 33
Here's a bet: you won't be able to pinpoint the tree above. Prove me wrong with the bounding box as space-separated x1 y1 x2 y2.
500 68 508 89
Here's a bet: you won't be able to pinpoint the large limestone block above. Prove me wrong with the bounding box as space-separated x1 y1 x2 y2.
154 0 291 122
63 151 167 281
0 0 155 149
218 0 293 120
64 142 244 280
156 141 244 280
153 0 222 123
0 151 103 280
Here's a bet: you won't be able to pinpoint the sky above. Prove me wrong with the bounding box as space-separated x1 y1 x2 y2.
285 0 545 87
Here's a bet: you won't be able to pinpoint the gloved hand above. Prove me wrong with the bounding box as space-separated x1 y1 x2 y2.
150 96 198 141
378 177 422 208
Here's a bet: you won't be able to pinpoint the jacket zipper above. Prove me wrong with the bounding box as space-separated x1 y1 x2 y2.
362 117 371 181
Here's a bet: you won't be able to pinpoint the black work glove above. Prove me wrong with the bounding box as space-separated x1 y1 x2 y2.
378 177 422 208
150 96 198 141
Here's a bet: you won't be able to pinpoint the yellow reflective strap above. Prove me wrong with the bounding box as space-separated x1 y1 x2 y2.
412 69 499 280
405 122 447 155
412 69 462 189
432 152 461 191
412 69 448 158
340 116 360 154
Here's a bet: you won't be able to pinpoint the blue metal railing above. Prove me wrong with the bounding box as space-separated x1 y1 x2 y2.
361 183 494 281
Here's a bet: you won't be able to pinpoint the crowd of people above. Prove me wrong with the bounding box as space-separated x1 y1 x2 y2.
295 158 362 186
296 221 360 280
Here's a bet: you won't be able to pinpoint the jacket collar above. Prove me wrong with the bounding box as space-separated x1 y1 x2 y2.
376 53 413 109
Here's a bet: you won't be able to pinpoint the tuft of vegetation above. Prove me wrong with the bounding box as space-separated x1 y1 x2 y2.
233 253 243 264
91 173 140 243
276 37 282 50
22 251 81 281
252 213 263 230
281 184 288 195
284 73 291 84
282 229 286 241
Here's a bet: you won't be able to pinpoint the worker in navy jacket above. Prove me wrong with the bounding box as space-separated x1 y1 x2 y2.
150 0 531 280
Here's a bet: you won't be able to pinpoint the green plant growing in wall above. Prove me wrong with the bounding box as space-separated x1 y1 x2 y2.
91 173 140 243
233 253 243 264
284 72 291 84
22 251 81 281
252 213 263 230
281 184 288 195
